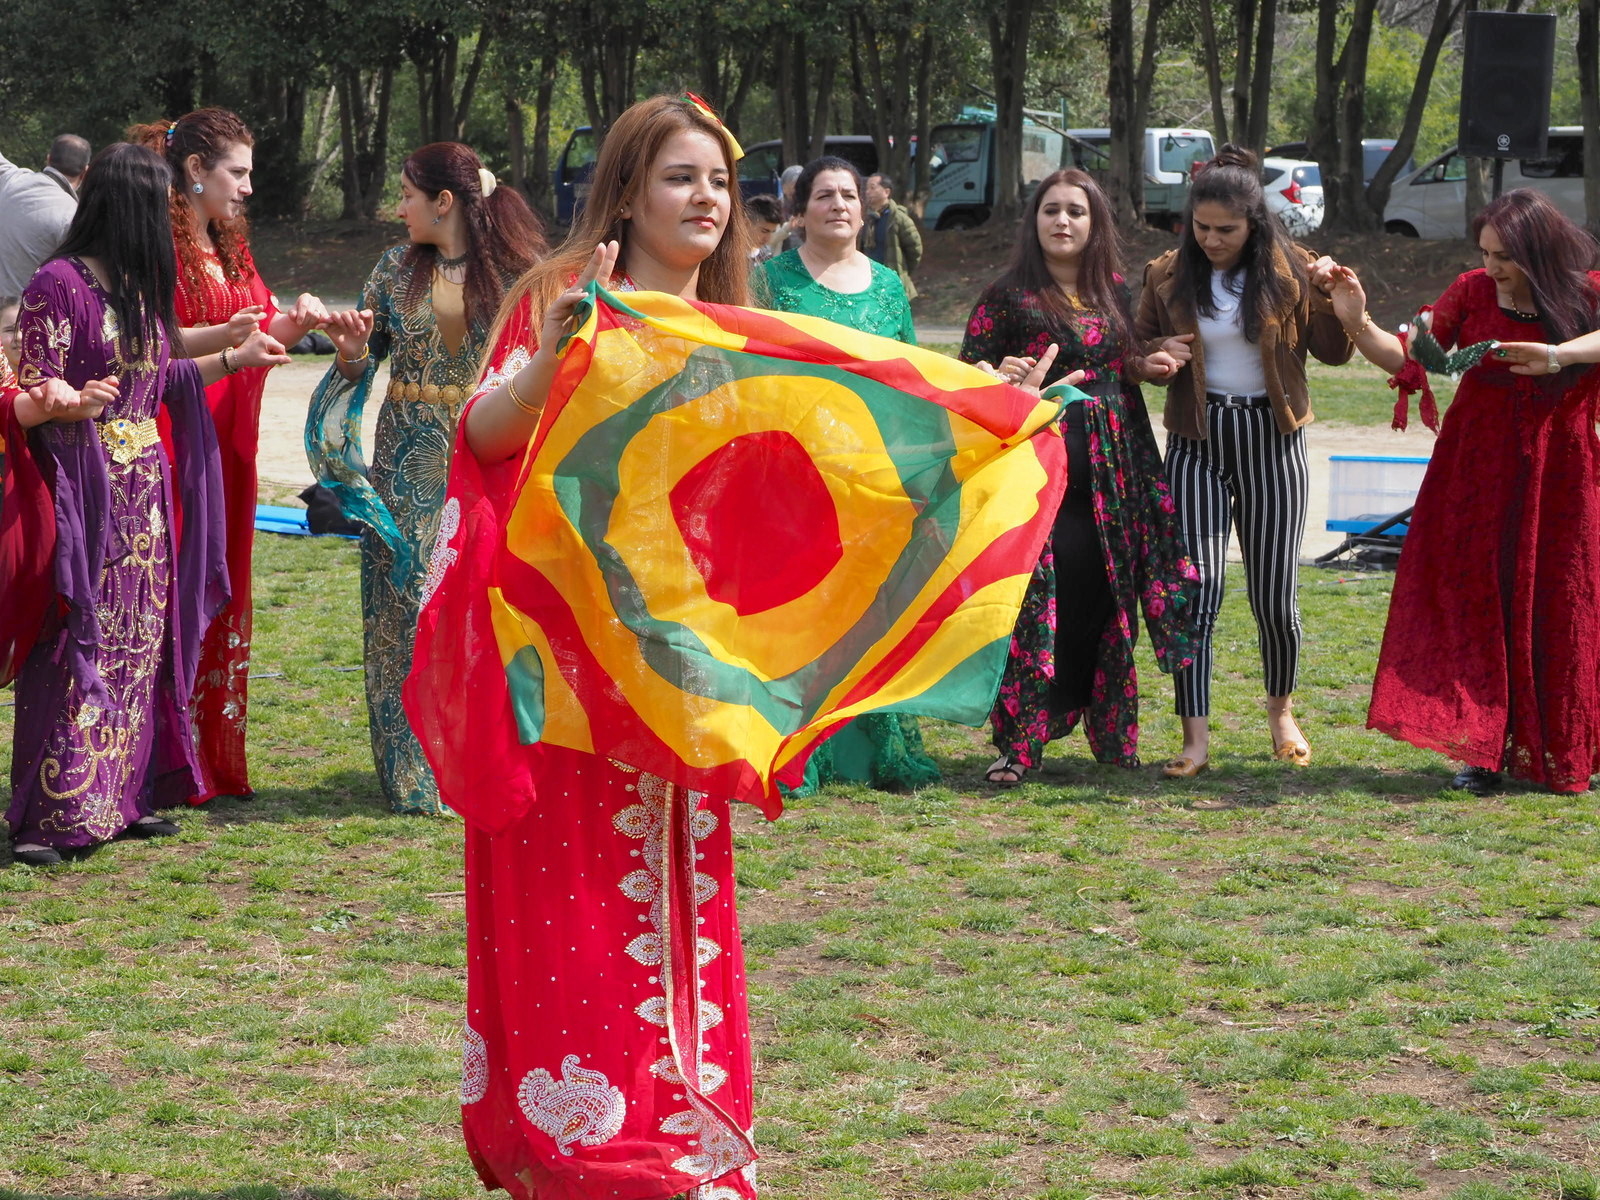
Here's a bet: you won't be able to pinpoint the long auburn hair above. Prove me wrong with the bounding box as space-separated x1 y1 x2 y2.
1473 188 1599 346
486 95 750 356
998 168 1133 353
52 143 181 361
1171 143 1304 342
399 143 547 330
129 107 256 298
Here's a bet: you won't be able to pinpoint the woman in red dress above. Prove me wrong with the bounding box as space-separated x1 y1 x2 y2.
132 108 340 802
408 95 761 1199
1327 189 1600 793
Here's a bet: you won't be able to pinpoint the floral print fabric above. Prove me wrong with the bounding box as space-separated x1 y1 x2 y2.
961 282 1199 768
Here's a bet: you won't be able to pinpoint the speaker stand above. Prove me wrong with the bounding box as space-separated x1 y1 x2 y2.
1491 157 1505 200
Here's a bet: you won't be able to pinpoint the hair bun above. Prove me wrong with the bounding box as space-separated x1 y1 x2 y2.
478 166 497 197
1209 144 1259 172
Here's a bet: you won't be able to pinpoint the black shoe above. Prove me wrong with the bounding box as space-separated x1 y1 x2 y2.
11 846 64 866
1449 766 1502 795
123 818 181 838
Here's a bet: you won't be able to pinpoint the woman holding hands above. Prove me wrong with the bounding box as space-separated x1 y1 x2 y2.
1135 145 1351 778
3 143 289 866
1326 188 1600 794
960 168 1198 782
133 107 346 804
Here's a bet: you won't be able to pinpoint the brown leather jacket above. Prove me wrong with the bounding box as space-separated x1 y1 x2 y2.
1135 244 1352 439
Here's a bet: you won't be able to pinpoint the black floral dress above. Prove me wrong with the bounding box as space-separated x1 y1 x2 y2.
961 281 1199 767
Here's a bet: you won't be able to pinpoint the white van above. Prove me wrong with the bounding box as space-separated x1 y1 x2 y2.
1067 128 1214 228
1382 127 1586 239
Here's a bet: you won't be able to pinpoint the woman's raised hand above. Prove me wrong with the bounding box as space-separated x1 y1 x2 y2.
324 308 375 359
1323 265 1368 330
225 304 268 346
538 241 619 354
285 292 332 334
234 329 292 371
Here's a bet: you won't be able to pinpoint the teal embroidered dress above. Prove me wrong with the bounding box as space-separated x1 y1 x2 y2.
306 245 498 814
752 248 939 793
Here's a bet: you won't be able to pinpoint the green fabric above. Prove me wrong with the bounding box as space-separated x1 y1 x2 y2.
753 251 939 794
752 248 917 344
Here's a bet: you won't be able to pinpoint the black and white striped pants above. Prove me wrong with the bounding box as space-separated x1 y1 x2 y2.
1165 401 1308 717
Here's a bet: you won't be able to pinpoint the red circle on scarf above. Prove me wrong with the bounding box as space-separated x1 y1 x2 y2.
670 430 842 615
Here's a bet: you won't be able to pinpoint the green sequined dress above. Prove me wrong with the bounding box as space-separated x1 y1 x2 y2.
305 245 502 814
751 248 939 793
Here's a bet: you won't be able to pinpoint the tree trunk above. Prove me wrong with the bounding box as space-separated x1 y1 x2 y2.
987 0 1035 226
912 23 935 203
363 65 394 219
808 51 837 162
1307 0 1342 213
779 33 807 168
1581 0 1600 234
1245 0 1277 153
1365 0 1462 222
527 47 558 219
1107 0 1140 224
453 28 493 139
1333 0 1379 231
1197 0 1229 143
1230 0 1257 146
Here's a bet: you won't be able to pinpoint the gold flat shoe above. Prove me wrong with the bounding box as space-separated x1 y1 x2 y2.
1161 755 1210 779
1272 739 1312 767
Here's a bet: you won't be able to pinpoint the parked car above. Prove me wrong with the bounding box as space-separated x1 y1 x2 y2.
923 109 1072 230
1067 126 1215 230
1265 138 1416 190
1261 157 1324 236
1382 127 1585 239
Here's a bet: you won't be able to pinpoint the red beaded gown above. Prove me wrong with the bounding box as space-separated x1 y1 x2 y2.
166 244 277 801
1367 269 1600 791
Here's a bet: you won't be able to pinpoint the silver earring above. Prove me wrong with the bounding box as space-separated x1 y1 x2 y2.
432 215 442 224
193 183 204 194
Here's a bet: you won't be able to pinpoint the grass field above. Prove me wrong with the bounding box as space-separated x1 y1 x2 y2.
2 525 1596 1200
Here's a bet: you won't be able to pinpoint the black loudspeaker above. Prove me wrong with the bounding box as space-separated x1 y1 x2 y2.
1459 11 1557 159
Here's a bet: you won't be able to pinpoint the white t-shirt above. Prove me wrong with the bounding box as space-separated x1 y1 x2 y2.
1196 269 1267 396
0 150 78 296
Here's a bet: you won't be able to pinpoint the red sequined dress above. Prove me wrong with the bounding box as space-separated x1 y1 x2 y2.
170 243 277 801
1367 269 1600 790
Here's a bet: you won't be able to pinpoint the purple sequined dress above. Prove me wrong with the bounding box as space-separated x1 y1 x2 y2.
5 257 227 850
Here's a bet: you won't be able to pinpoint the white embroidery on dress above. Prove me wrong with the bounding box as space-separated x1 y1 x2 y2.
651 1055 728 1094
662 1109 749 1178
419 497 461 608
518 1055 626 1156
461 1025 489 1104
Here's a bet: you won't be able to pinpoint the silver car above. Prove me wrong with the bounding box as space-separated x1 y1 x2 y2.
1382 128 1586 239
1262 158 1325 237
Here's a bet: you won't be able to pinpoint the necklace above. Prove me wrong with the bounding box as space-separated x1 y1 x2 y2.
1498 291 1538 320
436 250 468 270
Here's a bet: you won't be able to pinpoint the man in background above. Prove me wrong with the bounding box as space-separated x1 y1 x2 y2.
861 172 922 300
0 134 90 296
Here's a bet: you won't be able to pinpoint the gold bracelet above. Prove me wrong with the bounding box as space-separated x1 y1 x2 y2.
1345 312 1373 341
505 369 542 415
338 342 370 364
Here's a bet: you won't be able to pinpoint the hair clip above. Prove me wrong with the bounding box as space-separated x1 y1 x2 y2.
165 122 177 147
681 92 744 161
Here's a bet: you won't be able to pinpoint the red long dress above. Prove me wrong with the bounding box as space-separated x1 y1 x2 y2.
170 245 278 801
1367 269 1600 791
408 298 758 1200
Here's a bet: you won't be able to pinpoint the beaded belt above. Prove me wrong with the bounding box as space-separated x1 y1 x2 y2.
100 416 161 465
388 379 466 409
1205 391 1271 409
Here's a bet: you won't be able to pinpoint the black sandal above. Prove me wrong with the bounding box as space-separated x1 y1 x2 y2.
985 755 1029 787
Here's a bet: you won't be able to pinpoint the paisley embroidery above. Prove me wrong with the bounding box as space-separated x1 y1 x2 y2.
517 1055 626 1156
418 497 461 608
461 1025 489 1104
